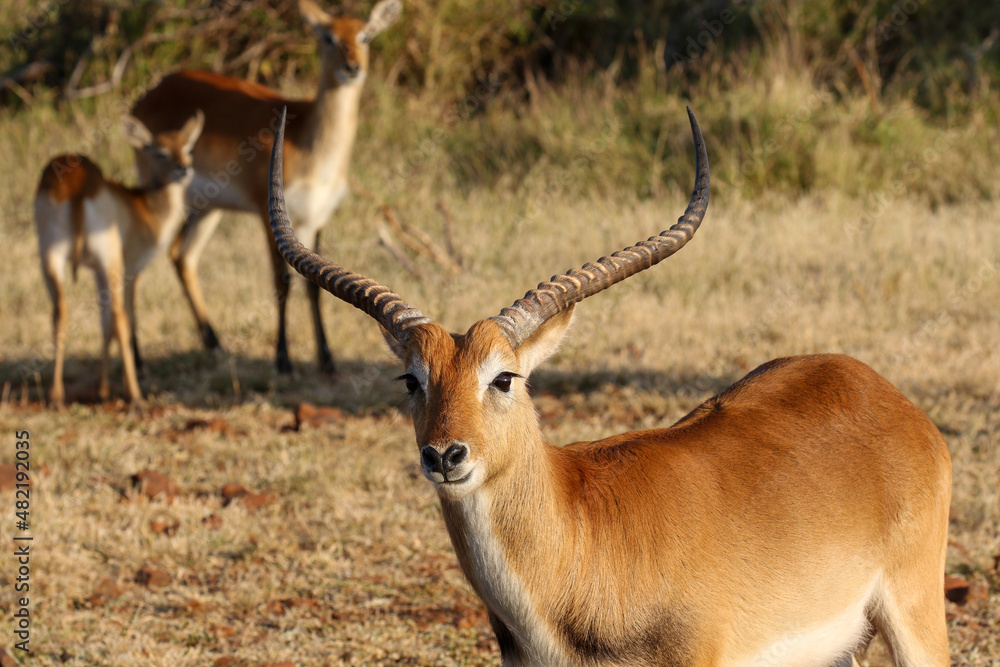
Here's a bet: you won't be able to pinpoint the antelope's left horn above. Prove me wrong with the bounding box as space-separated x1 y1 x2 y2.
490 107 710 349
268 106 431 344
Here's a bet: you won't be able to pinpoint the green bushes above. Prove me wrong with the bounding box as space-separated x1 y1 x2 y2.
3 0 998 204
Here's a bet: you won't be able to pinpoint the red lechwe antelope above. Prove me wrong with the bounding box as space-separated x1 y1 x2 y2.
130 0 402 375
270 107 952 665
35 111 204 406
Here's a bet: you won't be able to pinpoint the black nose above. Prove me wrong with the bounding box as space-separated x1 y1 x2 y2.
421 443 468 478
344 62 360 77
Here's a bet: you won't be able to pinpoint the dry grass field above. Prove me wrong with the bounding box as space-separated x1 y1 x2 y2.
1 29 999 667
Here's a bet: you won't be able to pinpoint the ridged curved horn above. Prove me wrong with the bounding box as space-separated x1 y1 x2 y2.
491 106 710 349
268 106 431 344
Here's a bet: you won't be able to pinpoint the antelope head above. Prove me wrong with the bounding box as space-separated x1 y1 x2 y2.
124 110 204 188
266 108 955 666
299 0 402 86
268 106 708 501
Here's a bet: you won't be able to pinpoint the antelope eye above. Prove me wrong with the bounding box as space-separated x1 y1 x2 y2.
491 373 513 392
396 373 420 395
323 32 336 46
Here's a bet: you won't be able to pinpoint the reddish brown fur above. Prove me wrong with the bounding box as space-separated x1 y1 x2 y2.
106 182 161 240
132 11 369 189
262 77 948 663
408 325 489 452
402 321 951 665
34 112 202 407
132 70 307 203
129 0 400 372
38 155 104 279
37 156 180 272
38 154 104 202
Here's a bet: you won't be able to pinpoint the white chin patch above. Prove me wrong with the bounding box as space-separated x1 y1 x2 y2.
430 465 483 499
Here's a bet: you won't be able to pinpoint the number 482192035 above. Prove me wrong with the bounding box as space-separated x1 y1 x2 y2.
14 431 30 529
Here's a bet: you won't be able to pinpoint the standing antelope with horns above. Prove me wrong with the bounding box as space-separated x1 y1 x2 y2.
130 0 402 375
270 107 951 666
35 111 204 406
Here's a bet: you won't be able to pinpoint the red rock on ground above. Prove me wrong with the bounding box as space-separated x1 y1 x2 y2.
945 575 989 606
184 599 206 616
221 483 250 504
183 417 228 433
135 566 172 588
0 465 20 491
240 492 278 513
213 658 246 667
220 483 276 513
0 646 18 667
90 577 122 607
295 402 343 430
945 575 970 603
150 518 180 536
130 470 179 502
3 465 50 489
267 598 319 617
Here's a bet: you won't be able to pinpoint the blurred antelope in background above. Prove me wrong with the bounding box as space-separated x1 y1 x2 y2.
130 0 402 375
270 107 952 666
35 111 203 406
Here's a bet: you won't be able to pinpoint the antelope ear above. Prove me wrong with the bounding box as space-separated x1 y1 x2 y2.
362 0 402 40
122 115 153 149
299 0 333 31
513 305 575 377
180 110 204 152
380 324 406 362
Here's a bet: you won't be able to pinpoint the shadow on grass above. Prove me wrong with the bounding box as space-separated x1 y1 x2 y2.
0 349 741 416
0 351 400 413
